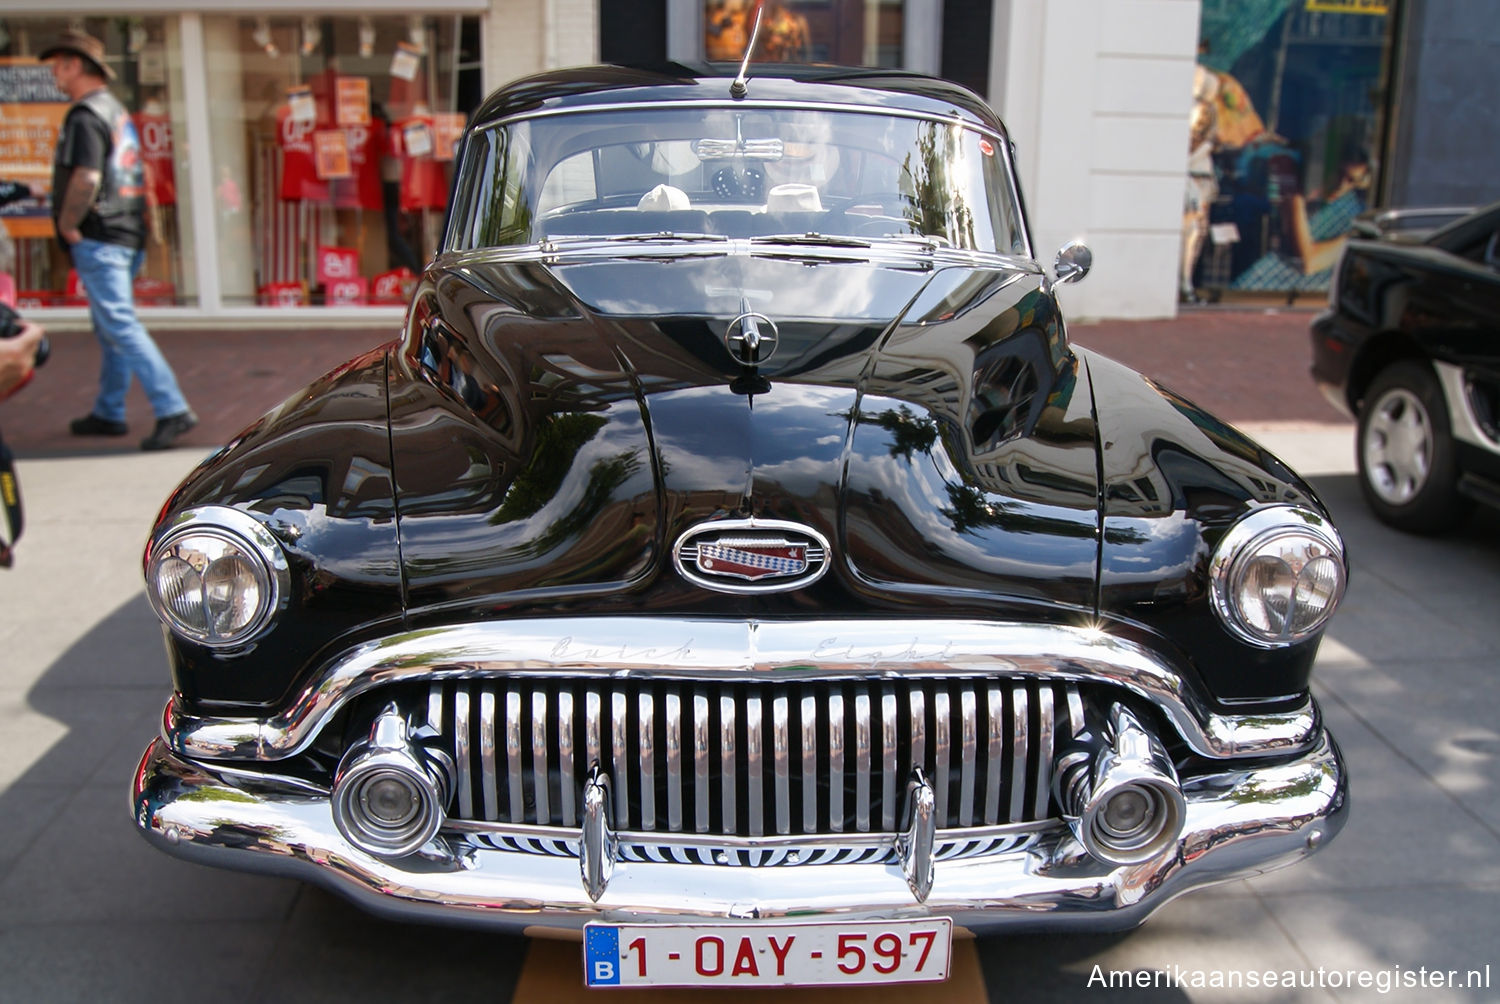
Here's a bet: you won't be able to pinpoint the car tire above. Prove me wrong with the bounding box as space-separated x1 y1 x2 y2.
1356 359 1470 533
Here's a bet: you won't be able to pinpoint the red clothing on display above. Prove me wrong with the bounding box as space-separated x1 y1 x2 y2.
392 116 449 211
276 104 329 202
330 118 386 211
133 110 176 206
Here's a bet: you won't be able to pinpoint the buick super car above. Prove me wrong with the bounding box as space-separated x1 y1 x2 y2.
132 64 1348 989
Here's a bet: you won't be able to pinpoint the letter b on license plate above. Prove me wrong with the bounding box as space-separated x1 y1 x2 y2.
584 918 951 987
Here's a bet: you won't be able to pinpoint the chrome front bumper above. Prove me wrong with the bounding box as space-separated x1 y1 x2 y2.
132 727 1347 936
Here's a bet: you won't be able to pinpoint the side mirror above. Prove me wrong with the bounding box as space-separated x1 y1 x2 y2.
1053 240 1093 285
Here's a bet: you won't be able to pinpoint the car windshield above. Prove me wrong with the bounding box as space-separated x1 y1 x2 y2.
446 105 1029 256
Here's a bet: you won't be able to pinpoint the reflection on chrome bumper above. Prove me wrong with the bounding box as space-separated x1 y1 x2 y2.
131 728 1347 935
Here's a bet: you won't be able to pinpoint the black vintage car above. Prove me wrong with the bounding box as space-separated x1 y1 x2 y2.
1312 200 1500 532
132 65 1348 989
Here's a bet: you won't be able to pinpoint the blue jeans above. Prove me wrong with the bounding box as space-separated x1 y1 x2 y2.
70 237 189 422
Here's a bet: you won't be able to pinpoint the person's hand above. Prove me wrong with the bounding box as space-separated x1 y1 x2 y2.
27 181 46 198
59 226 82 245
0 321 45 397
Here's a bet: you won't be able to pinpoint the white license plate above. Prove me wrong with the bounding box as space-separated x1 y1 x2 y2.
583 918 951 988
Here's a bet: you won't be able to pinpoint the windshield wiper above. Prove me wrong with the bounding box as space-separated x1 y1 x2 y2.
748 232 873 249
543 232 727 246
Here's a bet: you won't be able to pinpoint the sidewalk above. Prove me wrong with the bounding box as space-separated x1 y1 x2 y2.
0 306 1346 459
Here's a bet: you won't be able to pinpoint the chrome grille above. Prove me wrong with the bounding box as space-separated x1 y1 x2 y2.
424 678 1083 836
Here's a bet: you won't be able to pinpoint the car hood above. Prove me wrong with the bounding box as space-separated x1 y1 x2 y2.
388 252 1102 620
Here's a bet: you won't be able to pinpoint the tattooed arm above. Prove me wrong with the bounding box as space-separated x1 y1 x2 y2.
55 166 102 245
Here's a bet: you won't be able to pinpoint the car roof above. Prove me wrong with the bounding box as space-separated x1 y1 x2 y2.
1426 199 1500 252
469 62 1007 137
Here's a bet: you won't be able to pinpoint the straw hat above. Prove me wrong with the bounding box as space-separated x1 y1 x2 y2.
38 30 115 81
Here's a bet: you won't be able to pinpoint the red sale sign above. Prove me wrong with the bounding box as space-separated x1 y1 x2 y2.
371 267 416 304
315 245 360 284
259 282 306 307
326 277 368 306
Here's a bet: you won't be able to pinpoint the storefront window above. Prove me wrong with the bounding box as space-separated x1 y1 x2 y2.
1182 0 1391 300
704 1 905 67
0 16 192 307
201 15 481 307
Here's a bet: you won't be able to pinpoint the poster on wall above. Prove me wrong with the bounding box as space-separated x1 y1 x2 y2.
1180 0 1390 300
0 58 69 239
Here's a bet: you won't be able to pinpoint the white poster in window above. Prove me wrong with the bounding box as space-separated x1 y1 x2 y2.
287 86 316 124
139 47 166 86
390 42 421 82
402 120 433 158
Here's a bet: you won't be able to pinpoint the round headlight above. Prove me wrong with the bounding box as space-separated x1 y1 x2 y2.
1209 505 1346 648
145 507 288 647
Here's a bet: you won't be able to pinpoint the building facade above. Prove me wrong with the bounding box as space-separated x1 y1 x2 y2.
0 1 1491 325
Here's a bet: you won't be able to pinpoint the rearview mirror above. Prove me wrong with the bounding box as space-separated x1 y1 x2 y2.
694 137 785 161
1053 241 1092 285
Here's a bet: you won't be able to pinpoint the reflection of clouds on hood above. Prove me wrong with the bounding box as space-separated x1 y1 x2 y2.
860 451 1094 579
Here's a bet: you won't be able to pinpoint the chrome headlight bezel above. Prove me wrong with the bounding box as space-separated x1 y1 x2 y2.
1209 505 1347 649
144 506 289 649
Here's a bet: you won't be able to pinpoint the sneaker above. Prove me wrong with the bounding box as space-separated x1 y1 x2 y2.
70 413 129 437
140 410 198 451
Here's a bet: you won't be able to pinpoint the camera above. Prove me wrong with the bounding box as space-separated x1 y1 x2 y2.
0 301 48 367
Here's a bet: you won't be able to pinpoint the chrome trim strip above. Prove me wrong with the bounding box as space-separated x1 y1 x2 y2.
1010 684 1028 822
932 690 950 824
446 817 1055 848
958 686 976 828
828 692 845 834
479 689 498 821
134 726 1347 934
557 690 575 828
471 98 1002 139
611 691 629 827
531 691 549 827
455 687 473 821
584 690 602 793
800 693 817 831
720 694 737 835
693 692 710 834
665 690 683 832
163 618 1322 763
773 694 790 835
638 692 655 831
881 687 898 832
854 691 871 833
1034 686 1055 820
746 693 763 837
985 685 1003 826
506 689 523 823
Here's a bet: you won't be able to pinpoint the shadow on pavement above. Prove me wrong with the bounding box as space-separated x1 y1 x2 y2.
0 591 527 1003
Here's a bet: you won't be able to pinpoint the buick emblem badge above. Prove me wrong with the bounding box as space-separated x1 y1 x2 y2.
673 518 830 594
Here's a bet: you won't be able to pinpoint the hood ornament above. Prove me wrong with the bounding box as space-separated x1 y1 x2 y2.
725 308 778 366
673 518 830 594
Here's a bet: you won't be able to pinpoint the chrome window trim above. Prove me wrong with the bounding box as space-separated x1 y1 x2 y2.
472 99 1000 140
450 99 1033 261
162 617 1320 764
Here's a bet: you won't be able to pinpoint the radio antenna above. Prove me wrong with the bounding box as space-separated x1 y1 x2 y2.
730 1 767 98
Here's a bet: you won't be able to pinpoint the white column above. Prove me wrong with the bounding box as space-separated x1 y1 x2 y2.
989 0 1199 320
177 14 222 311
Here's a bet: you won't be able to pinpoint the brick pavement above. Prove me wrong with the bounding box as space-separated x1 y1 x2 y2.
0 306 1344 459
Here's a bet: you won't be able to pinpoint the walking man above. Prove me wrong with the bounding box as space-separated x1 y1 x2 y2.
41 30 196 450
